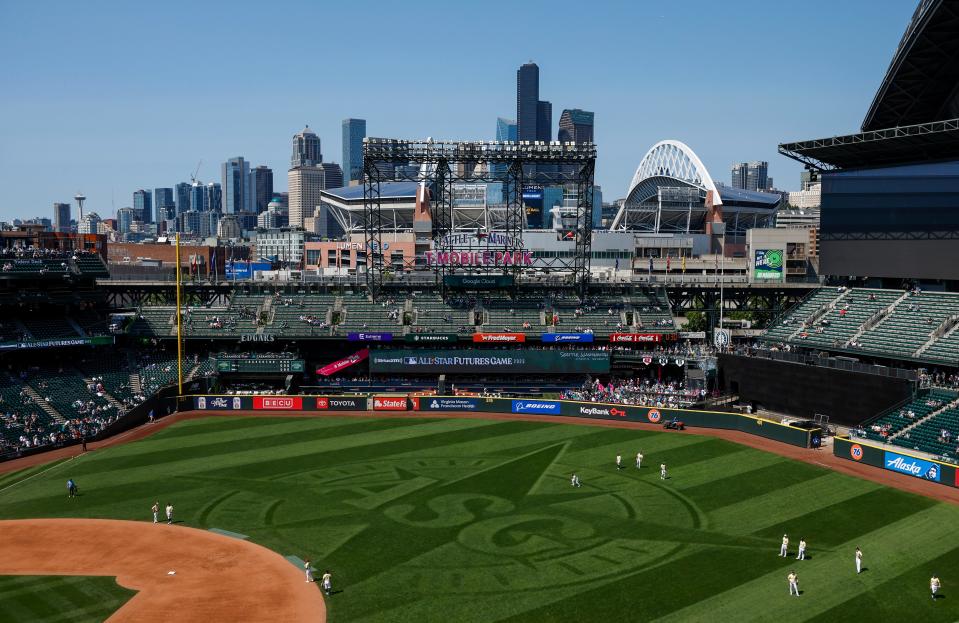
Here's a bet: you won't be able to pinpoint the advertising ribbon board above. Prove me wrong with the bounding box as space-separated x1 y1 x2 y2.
369 349 610 374
317 349 369 376
541 333 594 343
473 333 526 343
405 334 459 343
194 396 244 410
610 333 676 343
325 396 367 411
420 397 480 411
348 332 393 342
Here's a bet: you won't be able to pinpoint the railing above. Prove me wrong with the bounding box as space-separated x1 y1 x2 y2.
734 347 919 381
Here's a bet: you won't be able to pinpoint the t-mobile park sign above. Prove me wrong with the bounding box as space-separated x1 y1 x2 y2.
427 232 532 267
425 250 533 267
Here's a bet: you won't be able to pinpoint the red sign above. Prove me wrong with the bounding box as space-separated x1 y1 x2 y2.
373 396 408 411
253 396 303 411
314 397 329 410
473 333 526 343
610 333 663 343
317 348 369 377
850 444 864 461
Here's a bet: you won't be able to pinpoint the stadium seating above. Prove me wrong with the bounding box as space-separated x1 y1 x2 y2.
889 392 959 458
130 307 176 337
71 255 110 277
411 294 474 334
482 296 542 332
924 329 959 366
267 293 336 337
20 317 81 340
861 389 956 444
762 289 843 342
856 291 959 359
336 294 403 333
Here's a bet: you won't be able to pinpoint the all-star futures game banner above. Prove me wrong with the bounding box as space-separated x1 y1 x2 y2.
369 349 610 374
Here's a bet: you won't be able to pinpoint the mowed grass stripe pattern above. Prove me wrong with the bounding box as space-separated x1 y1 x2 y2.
0 415 956 623
0 575 134 623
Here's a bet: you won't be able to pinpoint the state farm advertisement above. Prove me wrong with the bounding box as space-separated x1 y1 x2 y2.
253 396 303 410
473 333 526 343
373 396 409 411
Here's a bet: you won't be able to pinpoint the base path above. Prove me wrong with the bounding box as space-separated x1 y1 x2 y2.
0 518 326 622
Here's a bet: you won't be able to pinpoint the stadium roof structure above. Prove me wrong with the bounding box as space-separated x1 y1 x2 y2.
862 0 959 132
323 181 418 202
780 0 959 171
778 118 959 171
611 140 780 233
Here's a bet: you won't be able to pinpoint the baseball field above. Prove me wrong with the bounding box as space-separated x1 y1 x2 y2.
1 413 958 622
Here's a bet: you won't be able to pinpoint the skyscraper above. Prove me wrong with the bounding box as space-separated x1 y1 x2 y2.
174 182 192 215
250 166 273 214
154 187 175 222
517 62 540 142
221 157 251 214
342 118 366 185
320 163 344 190
117 207 136 235
288 166 325 228
53 202 71 233
291 126 322 168
206 182 222 213
190 182 207 212
133 189 152 224
731 161 769 191
536 100 552 142
558 109 594 143
496 117 517 142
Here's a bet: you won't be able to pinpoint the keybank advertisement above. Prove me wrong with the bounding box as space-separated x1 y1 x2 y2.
369 349 610 374
884 451 941 481
754 249 784 280
511 400 560 414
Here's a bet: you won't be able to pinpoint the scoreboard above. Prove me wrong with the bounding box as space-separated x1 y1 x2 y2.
215 358 305 374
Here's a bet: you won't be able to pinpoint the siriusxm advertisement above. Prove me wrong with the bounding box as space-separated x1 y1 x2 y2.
883 451 941 482
511 400 561 414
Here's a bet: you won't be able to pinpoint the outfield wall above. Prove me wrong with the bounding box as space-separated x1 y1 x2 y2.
181 394 820 449
833 436 959 489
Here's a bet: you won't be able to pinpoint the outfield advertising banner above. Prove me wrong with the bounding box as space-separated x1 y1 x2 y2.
252 396 303 411
419 397 481 411
511 400 560 414
883 451 941 482
405 333 458 343
541 333 594 343
609 333 677 343
373 396 408 411
194 396 245 410
369 350 610 374
326 396 367 411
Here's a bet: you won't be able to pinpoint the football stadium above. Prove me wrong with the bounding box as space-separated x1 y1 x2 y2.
2 2 959 622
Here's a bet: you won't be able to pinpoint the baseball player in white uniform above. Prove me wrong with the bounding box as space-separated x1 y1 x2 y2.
151 501 159 524
931 575 941 600
616 454 623 470
788 571 799 596
321 570 332 595
660 463 667 480
855 547 863 574
165 503 174 524
796 538 806 560
780 535 789 557
305 559 314 583
636 452 643 469
570 473 582 487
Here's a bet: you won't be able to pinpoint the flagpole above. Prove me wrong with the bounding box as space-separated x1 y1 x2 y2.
175 233 184 396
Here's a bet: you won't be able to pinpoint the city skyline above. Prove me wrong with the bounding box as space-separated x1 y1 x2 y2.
0 0 916 222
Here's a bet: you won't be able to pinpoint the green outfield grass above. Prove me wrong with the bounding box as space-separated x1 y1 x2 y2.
1 415 958 622
0 575 134 623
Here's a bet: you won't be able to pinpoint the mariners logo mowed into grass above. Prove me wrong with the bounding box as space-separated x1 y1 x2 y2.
5 416 959 623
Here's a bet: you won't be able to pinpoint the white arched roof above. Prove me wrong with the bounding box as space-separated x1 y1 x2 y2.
626 140 722 206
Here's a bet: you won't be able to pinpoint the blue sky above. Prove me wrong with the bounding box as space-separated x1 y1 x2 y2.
0 0 916 221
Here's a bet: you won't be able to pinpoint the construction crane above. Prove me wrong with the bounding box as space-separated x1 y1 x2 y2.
190 160 202 184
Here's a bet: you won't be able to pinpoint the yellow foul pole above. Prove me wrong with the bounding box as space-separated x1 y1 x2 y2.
175 233 184 396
